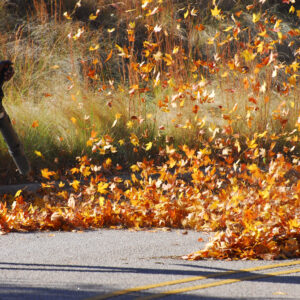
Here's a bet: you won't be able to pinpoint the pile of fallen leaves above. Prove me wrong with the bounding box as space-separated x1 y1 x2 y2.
0 0 299 261
0 144 299 260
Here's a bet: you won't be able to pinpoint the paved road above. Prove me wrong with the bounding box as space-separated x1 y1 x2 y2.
0 230 299 300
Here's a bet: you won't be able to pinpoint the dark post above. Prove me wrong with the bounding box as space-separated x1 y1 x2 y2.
0 61 31 176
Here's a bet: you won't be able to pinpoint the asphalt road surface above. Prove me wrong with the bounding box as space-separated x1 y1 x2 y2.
0 230 299 300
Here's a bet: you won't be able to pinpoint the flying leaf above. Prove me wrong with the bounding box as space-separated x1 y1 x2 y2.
289 5 295 14
63 12 72 20
184 10 189 19
70 180 80 191
195 24 205 31
211 6 221 17
145 142 153 151
31 120 39 128
41 169 56 180
89 44 100 51
242 49 257 62
14 189 22 198
252 13 261 23
34 150 44 158
89 14 97 20
105 50 113 63
70 117 77 124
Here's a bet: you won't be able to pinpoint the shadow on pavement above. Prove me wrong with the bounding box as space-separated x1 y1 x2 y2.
0 261 299 285
0 284 298 300
0 283 97 300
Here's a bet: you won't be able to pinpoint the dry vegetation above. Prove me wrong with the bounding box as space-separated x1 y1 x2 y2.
0 0 299 259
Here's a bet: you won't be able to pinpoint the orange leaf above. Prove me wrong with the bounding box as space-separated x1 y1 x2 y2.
41 168 56 180
31 120 39 128
105 50 113 63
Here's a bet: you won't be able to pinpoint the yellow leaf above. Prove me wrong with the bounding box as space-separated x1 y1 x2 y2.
89 44 100 51
97 182 109 194
41 168 56 180
184 10 189 19
130 133 139 146
70 117 77 124
105 158 112 166
252 12 261 23
80 166 91 177
70 180 80 191
163 53 173 66
99 197 105 206
129 21 136 29
107 28 115 33
258 30 267 37
63 12 72 20
15 189 22 198
211 6 221 17
89 14 97 20
145 142 153 151
248 164 258 172
248 139 258 149
71 167 79 174
130 164 140 172
131 173 138 183
34 150 43 158
223 26 233 32
289 74 298 86
172 46 179 54
58 182 65 188
221 71 228 77
126 120 133 128
289 5 295 14
242 49 257 62
290 61 299 72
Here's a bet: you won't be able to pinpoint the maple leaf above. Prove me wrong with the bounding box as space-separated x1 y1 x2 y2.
252 13 261 23
242 49 257 62
211 6 221 17
130 133 139 146
97 182 109 194
70 180 80 191
31 120 39 128
41 169 56 180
